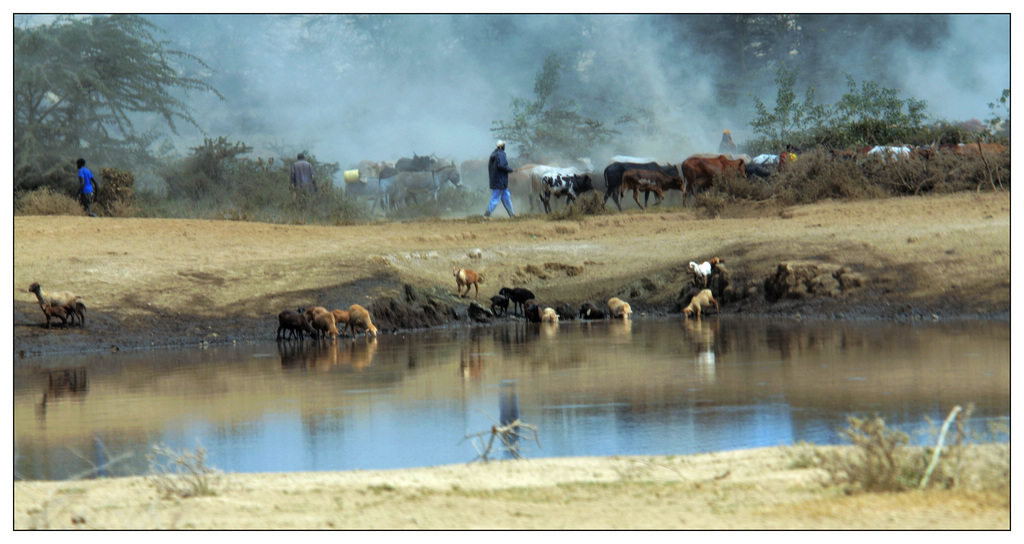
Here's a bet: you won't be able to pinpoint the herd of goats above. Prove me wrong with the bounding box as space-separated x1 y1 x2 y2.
27 255 724 341
349 139 1006 215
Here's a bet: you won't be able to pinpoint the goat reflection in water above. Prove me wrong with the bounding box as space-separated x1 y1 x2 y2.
683 318 719 384
278 338 378 372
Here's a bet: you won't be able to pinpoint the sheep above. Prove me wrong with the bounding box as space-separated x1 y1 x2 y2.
688 257 722 288
579 302 606 320
312 311 340 339
28 282 85 327
346 304 378 338
454 267 483 298
277 309 316 340
607 297 633 319
489 294 509 317
682 289 720 319
541 307 559 323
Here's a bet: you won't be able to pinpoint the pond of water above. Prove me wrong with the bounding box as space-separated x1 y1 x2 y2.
14 317 1009 481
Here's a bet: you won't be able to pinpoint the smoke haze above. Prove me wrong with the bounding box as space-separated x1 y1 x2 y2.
15 14 1011 175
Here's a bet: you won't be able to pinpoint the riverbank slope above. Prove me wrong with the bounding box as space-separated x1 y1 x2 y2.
12 191 1010 360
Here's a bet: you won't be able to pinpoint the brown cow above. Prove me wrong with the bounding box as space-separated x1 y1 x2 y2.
680 155 746 206
620 169 686 210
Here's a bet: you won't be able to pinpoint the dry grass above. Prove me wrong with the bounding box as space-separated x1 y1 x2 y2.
15 186 85 216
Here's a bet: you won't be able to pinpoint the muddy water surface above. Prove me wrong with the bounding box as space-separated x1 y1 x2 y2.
14 317 1009 481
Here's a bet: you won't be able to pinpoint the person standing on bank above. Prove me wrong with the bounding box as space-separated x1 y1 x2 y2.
76 158 97 217
290 152 317 193
484 140 515 218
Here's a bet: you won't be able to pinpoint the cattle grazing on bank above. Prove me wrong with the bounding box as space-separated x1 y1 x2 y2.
454 267 482 298
603 161 679 211
680 155 746 207
499 287 536 317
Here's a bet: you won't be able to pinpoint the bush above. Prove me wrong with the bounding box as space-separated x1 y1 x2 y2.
96 167 138 217
549 191 608 220
147 444 223 499
15 186 85 216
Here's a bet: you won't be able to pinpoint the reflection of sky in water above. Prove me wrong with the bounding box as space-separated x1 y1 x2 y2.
14 318 1010 480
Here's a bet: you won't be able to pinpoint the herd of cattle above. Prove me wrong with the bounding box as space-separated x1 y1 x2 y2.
348 140 1005 215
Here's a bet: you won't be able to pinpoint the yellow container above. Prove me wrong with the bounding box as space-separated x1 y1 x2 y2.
344 169 361 183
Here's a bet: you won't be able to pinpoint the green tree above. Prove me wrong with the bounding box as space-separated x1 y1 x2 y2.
14 15 221 193
749 64 828 147
986 88 1010 137
491 53 617 162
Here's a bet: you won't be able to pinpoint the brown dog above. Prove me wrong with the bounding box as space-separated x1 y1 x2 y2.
453 267 482 298
682 289 719 318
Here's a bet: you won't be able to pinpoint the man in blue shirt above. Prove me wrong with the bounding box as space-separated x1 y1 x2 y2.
484 141 515 219
76 158 97 217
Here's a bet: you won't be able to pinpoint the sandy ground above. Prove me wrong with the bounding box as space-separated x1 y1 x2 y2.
12 446 1010 530
11 191 1012 529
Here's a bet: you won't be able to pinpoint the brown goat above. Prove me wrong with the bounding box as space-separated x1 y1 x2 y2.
346 304 378 338
332 309 351 331
42 304 70 329
312 311 340 339
454 267 482 298
682 289 719 318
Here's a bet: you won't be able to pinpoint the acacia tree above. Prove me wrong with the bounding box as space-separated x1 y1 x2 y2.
491 53 617 162
14 15 221 193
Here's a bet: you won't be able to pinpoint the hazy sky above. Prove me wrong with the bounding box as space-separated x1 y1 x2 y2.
12 13 1012 171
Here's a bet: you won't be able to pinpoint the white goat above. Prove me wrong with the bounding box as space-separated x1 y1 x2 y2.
689 258 720 288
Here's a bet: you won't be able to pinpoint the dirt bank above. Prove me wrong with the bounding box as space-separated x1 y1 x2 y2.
13 446 1010 529
12 191 1010 361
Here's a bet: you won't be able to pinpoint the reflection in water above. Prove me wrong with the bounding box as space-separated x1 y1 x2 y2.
278 338 378 372
14 317 1009 481
499 381 521 455
683 319 718 384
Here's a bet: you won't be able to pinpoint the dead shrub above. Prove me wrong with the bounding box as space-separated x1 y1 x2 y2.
147 444 223 499
694 189 727 218
814 414 921 493
95 167 138 217
15 186 85 216
549 191 607 220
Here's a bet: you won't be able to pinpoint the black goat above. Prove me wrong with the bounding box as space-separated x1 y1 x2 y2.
498 287 536 317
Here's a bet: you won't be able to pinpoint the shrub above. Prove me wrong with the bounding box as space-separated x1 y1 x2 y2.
814 414 920 493
96 167 138 217
15 186 84 216
147 444 223 499
694 189 727 218
549 191 607 220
